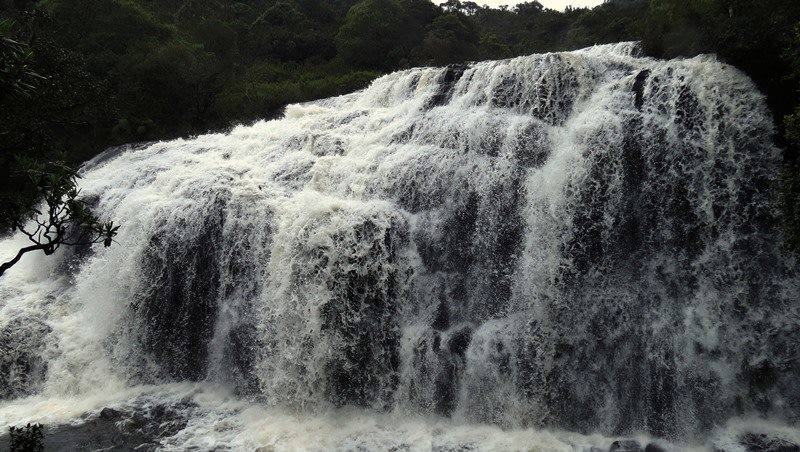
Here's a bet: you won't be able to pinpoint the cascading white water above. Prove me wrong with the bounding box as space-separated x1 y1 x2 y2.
1 42 799 450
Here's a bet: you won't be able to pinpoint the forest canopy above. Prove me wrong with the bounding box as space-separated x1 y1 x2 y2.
2 0 800 253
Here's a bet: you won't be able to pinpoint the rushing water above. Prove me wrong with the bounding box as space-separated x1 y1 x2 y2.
1 43 799 450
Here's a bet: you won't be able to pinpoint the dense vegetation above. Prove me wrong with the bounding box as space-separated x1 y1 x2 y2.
1 16 117 274
2 0 800 259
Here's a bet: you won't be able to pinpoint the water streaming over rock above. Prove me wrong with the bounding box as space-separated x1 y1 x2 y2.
1 42 799 450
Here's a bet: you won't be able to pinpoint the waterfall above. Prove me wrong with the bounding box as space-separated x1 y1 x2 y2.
1 42 799 449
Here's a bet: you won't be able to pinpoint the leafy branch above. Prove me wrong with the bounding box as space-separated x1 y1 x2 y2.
0 18 44 101
0 160 119 277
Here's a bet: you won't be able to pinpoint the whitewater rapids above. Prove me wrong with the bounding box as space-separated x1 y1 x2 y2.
1 43 798 450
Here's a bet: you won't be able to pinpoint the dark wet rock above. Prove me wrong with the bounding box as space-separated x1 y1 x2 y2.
431 440 476 451
386 444 412 452
610 439 643 452
510 121 550 168
222 318 262 396
490 53 580 125
426 64 468 109
82 142 153 171
99 407 122 421
131 201 226 382
416 192 478 274
433 357 458 416
0 317 51 399
644 443 666 452
7 401 198 452
42 419 159 452
632 69 650 110
739 432 800 452
673 82 704 137
319 217 409 408
433 332 442 351
448 326 472 357
0 410 162 451
432 298 450 331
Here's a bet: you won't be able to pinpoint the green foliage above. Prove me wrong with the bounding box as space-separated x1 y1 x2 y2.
215 67 380 123
419 12 479 64
781 25 800 254
0 18 42 99
565 1 644 48
477 32 511 61
190 18 238 62
45 0 171 59
0 157 120 277
0 17 118 276
9 423 44 452
336 0 411 70
780 157 800 254
2 0 797 149
115 38 221 136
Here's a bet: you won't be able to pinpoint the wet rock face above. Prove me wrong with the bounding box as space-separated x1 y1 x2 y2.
738 433 800 452
425 64 468 109
256 206 414 410
133 211 223 382
320 218 407 407
0 317 50 399
0 402 194 452
632 69 650 110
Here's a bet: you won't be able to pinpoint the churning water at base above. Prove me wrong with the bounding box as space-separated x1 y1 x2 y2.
1 42 799 450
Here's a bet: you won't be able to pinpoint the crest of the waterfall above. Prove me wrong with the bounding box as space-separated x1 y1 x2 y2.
1 42 798 442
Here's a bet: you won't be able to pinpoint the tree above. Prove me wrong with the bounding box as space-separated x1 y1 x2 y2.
0 19 118 277
781 112 800 254
441 0 463 13
0 18 41 99
419 12 479 65
114 39 222 136
781 23 800 255
477 32 511 60
462 2 480 15
336 0 411 70
0 161 119 277
515 1 543 14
